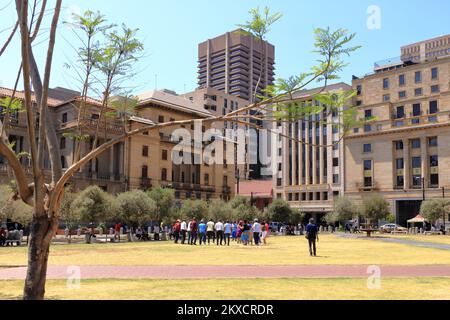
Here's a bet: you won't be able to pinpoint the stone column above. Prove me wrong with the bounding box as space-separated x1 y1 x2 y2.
305 122 310 185
319 123 325 185
312 122 317 185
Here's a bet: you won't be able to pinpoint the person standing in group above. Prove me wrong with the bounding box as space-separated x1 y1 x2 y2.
187 219 192 244
306 218 319 257
206 219 215 245
236 221 243 244
173 220 181 244
215 220 224 246
231 222 237 242
252 219 262 246
248 221 253 245
241 220 250 246
114 222 121 242
198 219 207 245
190 217 198 245
180 220 187 244
153 224 160 241
223 221 232 246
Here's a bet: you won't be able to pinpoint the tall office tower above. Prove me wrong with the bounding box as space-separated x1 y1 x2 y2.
197 29 275 102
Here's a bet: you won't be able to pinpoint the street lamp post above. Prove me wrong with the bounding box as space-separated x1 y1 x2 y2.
422 177 426 201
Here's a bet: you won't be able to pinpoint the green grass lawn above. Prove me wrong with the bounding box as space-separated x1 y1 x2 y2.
1 278 450 300
1 234 450 267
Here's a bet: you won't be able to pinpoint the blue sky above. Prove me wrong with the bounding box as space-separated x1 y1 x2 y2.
1 0 449 97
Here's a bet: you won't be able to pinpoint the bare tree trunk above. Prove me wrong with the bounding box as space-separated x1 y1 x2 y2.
23 215 52 300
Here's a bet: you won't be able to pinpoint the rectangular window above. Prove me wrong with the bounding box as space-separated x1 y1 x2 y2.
429 137 438 147
396 176 404 188
383 94 390 102
395 140 404 150
356 85 362 95
60 137 66 149
414 88 423 96
383 78 390 89
364 159 372 171
162 149 168 160
333 158 339 167
430 155 438 167
396 158 404 169
399 91 406 99
396 106 405 118
429 101 438 114
333 174 339 184
364 109 372 119
411 139 421 149
62 113 68 123
431 85 440 93
431 67 439 80
412 103 421 117
141 165 148 178
412 156 421 187
399 74 406 86
158 115 164 123
364 124 372 133
415 71 422 83
363 143 372 153
142 145 149 157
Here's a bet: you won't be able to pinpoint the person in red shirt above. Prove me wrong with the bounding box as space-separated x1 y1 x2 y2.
114 223 121 242
173 220 181 244
190 218 198 245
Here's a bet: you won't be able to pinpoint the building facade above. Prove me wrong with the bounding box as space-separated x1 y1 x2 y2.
0 87 126 193
128 89 235 201
273 83 351 222
0 87 235 200
183 86 250 180
197 29 275 101
345 35 450 229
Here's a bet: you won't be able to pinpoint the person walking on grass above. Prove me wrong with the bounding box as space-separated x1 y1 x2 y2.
198 219 207 245
206 219 215 245
306 218 319 257
215 220 224 246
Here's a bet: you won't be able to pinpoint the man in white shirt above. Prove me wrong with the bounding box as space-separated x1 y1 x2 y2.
180 220 187 244
187 220 192 244
252 219 262 246
215 220 224 246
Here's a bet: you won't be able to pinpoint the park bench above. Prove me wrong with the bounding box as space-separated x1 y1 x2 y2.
391 230 408 235
424 231 443 236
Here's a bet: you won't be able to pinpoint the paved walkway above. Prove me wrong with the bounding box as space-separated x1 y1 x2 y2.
337 233 450 251
1 265 450 280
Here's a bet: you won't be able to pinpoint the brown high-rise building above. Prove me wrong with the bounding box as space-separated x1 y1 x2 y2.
197 29 275 101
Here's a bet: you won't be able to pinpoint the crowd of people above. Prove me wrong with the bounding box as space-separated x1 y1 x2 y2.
170 218 270 246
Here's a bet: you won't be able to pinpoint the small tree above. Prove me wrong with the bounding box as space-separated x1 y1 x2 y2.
178 199 209 221
332 197 358 225
267 199 292 223
115 190 156 227
207 199 232 221
147 187 175 223
420 199 450 226
71 186 114 226
360 194 390 227
59 186 80 242
229 196 260 222
289 210 305 225
0 185 33 227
